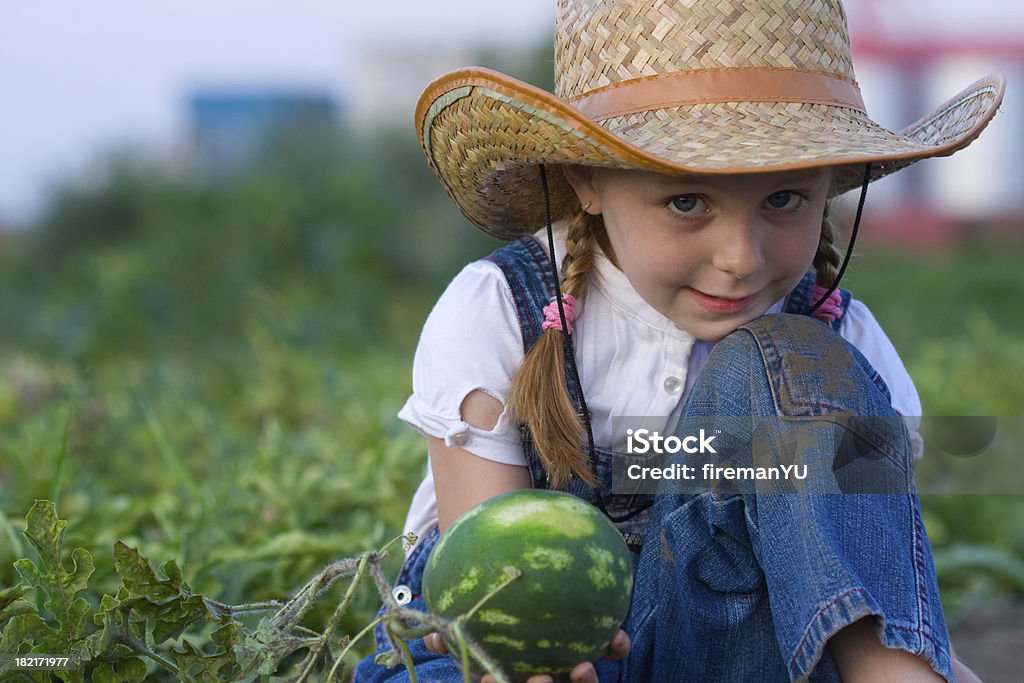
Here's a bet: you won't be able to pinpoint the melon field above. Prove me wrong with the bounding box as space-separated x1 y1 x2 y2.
1 126 1022 680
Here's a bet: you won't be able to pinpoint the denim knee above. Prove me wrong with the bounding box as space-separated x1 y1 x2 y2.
730 313 894 418
624 314 953 681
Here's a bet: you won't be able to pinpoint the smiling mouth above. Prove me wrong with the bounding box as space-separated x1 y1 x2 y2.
687 287 761 314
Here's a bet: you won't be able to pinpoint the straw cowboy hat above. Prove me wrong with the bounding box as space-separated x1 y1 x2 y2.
415 0 1005 240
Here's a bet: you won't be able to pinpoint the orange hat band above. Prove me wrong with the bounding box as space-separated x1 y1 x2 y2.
570 67 867 122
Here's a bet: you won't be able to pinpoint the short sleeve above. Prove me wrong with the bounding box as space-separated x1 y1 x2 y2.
397 260 528 466
839 299 925 459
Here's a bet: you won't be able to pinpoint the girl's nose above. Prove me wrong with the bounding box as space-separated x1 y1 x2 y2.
712 222 765 280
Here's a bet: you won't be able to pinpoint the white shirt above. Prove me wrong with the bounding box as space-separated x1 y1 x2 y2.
398 228 923 546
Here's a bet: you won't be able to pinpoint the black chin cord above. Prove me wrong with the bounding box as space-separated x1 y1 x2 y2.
538 165 648 523
807 162 873 316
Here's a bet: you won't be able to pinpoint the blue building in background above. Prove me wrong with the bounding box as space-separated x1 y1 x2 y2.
188 91 339 176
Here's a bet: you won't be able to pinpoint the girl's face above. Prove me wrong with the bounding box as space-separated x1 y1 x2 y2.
566 166 833 342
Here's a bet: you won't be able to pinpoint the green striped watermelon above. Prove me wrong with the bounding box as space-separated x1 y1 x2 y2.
422 489 633 682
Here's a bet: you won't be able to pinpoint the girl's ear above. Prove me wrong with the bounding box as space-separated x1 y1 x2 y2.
561 165 601 214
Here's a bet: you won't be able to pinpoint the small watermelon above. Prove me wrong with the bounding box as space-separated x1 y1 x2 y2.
422 489 633 682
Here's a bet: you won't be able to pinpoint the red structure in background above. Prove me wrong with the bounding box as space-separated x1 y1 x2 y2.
851 1 1023 62
845 1 1024 249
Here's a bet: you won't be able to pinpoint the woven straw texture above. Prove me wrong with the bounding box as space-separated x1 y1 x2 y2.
555 0 854 98
416 0 1005 239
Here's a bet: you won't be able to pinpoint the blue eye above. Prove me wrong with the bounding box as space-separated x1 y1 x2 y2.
765 192 799 209
670 195 705 214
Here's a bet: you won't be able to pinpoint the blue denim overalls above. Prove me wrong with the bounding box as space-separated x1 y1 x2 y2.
354 236 952 682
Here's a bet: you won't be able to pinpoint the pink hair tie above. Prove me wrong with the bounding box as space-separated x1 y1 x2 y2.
541 294 577 334
810 284 843 324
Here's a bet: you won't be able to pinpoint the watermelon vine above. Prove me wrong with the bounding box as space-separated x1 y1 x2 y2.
0 500 516 682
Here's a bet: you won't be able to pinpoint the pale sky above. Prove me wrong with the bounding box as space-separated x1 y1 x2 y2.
1 0 1020 225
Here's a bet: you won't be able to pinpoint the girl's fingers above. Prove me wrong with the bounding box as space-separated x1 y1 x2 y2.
422 632 448 654
604 629 631 660
567 662 598 683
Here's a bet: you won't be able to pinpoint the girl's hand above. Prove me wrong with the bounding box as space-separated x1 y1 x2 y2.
423 629 631 683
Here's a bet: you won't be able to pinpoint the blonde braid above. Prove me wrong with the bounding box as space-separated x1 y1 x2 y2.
561 211 602 306
813 200 844 287
506 210 602 489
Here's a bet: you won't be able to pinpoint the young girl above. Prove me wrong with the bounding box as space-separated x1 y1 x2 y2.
356 0 1004 681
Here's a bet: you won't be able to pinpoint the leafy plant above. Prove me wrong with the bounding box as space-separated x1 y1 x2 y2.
1 500 519 683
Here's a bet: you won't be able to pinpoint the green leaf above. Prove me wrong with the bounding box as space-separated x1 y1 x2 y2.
210 621 240 650
236 617 319 678
110 542 234 646
172 624 241 682
89 655 148 683
54 665 86 683
0 584 35 624
94 593 122 627
0 612 60 654
12 501 95 646
67 635 103 673
0 668 50 683
152 595 210 644
112 542 183 604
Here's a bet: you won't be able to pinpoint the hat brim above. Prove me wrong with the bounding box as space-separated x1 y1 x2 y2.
416 67 1005 240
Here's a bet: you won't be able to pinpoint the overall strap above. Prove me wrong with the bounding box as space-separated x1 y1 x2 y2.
484 236 561 493
485 235 589 404
784 271 853 330
484 236 557 352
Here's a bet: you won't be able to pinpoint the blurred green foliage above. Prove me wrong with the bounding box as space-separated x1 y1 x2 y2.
843 245 1024 613
1 52 1022 671
0 120 503 673
0 124 499 362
